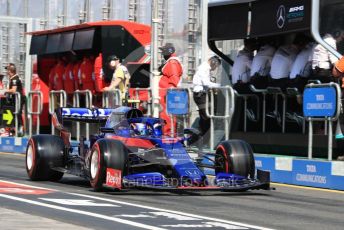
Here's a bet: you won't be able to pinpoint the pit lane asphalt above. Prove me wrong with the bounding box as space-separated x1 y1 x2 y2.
0 152 344 230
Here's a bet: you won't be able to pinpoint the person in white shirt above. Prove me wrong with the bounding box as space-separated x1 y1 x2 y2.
250 37 277 89
232 39 255 84
193 56 221 137
289 42 314 91
269 34 308 90
232 39 256 94
311 29 344 83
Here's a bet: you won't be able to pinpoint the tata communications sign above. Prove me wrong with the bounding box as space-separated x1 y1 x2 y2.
303 87 337 118
251 0 310 37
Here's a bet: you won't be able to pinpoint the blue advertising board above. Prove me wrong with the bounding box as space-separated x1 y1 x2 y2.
303 87 337 117
166 90 189 115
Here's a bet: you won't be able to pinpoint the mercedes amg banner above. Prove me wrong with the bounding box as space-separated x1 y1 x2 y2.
251 0 311 37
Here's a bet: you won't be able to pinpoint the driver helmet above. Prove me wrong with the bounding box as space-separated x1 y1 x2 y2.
130 123 148 136
153 123 163 136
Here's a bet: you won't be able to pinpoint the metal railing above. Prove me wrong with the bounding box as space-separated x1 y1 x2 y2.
205 86 235 150
102 89 121 108
249 85 268 133
73 90 92 141
49 90 67 135
131 87 153 116
4 92 21 137
266 87 286 133
234 90 260 132
27 91 43 136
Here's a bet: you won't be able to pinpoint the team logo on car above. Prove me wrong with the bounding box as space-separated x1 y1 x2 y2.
276 5 286 29
106 168 122 189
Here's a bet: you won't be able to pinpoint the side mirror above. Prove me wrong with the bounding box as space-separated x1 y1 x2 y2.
183 128 203 148
99 127 115 133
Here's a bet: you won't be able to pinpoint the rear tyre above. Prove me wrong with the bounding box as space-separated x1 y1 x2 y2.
89 139 128 191
215 140 255 179
26 135 65 181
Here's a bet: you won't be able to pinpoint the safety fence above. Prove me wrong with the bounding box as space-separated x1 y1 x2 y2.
73 90 92 141
49 90 67 135
2 92 22 137
102 89 121 108
8 83 344 162
205 86 235 150
27 91 43 136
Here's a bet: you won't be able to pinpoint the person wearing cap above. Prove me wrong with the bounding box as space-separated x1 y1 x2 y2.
5 63 24 135
192 56 221 138
158 43 183 135
102 55 130 102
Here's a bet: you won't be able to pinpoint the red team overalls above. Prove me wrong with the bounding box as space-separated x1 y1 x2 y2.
63 62 75 94
73 61 81 90
53 60 65 90
79 57 95 93
48 64 57 90
94 53 106 93
159 54 183 135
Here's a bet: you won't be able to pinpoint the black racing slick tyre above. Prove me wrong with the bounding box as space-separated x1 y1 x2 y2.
89 139 128 191
26 135 65 181
215 140 255 179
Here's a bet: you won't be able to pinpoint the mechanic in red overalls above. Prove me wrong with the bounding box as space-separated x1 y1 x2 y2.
158 43 183 135
63 55 77 95
94 53 107 93
73 59 82 90
48 60 57 90
79 55 96 93
53 57 66 91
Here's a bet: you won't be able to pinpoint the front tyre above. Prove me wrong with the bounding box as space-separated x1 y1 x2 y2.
89 139 128 191
215 140 255 179
26 135 65 181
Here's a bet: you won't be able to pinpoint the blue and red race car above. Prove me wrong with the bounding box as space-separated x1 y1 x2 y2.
25 106 270 192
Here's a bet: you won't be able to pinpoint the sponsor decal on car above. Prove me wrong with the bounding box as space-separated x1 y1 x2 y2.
106 168 122 189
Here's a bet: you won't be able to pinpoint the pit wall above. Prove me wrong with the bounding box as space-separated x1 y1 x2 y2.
1 137 343 190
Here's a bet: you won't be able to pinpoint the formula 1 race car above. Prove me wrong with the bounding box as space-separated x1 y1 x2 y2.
25 107 270 192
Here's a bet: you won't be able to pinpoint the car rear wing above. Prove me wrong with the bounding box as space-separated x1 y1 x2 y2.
56 107 116 123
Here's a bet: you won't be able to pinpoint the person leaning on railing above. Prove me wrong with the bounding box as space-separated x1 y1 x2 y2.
102 55 130 104
192 56 221 138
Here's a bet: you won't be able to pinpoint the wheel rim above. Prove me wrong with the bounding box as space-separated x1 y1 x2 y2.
26 144 34 171
90 149 99 179
215 146 229 173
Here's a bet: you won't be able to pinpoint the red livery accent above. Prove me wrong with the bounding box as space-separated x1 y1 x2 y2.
218 145 229 173
106 168 122 189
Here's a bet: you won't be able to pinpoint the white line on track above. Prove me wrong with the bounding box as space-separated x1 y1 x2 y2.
68 192 274 230
0 193 166 230
0 180 273 230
